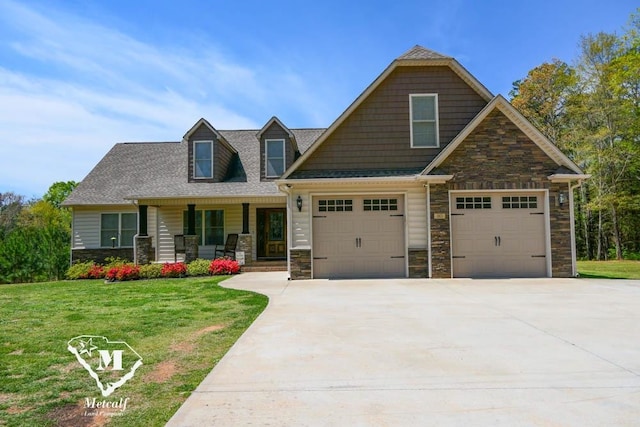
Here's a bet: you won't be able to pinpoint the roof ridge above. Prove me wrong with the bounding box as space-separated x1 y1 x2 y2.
397 45 450 60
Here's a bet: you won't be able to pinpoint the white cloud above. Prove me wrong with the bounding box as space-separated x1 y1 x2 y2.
0 1 330 197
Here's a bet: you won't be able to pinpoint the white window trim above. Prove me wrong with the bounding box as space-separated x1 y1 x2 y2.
265 138 286 178
193 140 214 179
100 212 138 248
409 94 440 148
183 209 225 246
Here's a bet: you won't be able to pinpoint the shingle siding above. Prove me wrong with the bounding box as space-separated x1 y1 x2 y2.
260 122 297 180
186 124 235 183
296 66 487 173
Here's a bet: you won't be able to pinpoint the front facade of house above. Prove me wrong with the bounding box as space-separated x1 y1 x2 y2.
64 46 587 279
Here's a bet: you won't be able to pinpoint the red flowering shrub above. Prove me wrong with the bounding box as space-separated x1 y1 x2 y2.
105 264 140 281
209 258 241 275
161 262 187 278
87 264 105 279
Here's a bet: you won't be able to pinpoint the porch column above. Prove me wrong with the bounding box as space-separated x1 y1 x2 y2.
238 203 252 265
242 203 250 234
185 204 198 262
187 204 196 236
138 204 148 236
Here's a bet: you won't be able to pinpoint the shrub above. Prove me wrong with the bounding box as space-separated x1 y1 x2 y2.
106 264 140 281
66 261 105 280
161 262 187 278
139 263 163 279
187 259 211 276
104 257 130 268
209 257 241 275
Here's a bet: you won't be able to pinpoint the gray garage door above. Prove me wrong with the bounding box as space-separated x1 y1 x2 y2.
451 192 548 278
312 195 405 279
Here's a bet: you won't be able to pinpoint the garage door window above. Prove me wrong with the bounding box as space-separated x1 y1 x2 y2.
363 198 398 211
502 196 538 209
318 199 353 212
456 197 491 209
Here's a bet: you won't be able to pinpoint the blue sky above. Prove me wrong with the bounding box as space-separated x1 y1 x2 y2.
0 0 635 198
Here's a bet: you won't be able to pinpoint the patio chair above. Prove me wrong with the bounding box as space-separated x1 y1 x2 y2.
215 233 238 259
174 234 186 262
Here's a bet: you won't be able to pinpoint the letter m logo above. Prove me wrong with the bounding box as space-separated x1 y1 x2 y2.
96 350 124 371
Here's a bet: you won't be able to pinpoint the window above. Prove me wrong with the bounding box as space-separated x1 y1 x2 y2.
194 141 213 178
364 199 398 211
502 196 538 209
100 213 137 247
265 139 285 177
318 199 353 212
183 210 224 245
456 197 492 209
410 94 439 148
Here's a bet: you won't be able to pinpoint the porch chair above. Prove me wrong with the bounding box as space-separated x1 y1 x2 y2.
215 233 239 260
174 234 186 262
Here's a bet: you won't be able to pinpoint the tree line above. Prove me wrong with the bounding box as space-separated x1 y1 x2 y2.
510 10 639 260
0 182 77 283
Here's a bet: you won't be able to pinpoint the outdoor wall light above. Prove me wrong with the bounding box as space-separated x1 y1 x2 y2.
558 192 566 207
296 195 303 212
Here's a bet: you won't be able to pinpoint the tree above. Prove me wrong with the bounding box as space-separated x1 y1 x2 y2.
43 181 78 208
510 59 577 151
0 192 25 238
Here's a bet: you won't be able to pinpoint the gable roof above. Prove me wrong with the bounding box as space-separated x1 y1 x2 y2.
281 45 494 179
421 95 584 175
63 128 325 206
183 118 238 154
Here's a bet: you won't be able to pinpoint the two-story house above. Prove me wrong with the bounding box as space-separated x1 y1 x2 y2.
64 46 588 279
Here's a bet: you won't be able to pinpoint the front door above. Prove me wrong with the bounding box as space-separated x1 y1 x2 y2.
257 208 286 259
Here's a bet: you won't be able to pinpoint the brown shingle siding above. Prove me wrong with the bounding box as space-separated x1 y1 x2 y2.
260 122 297 180
297 66 487 173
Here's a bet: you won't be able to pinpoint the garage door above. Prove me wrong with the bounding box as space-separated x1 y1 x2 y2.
451 192 547 278
312 195 405 279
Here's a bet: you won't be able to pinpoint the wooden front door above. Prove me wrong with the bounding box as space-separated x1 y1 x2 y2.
257 208 286 259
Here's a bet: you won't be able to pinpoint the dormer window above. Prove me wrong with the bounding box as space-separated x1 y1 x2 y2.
410 94 439 148
265 139 285 177
194 140 213 178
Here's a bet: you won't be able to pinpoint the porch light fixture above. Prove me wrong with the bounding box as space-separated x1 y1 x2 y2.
558 192 565 207
296 195 303 212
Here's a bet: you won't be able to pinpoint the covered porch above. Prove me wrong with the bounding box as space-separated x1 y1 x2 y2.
131 196 288 266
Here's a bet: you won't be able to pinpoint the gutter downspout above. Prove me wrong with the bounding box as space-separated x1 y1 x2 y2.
425 184 432 278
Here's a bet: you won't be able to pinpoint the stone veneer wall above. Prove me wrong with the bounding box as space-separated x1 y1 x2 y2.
71 248 135 264
135 236 153 265
184 235 199 263
408 249 429 278
428 109 575 278
236 234 253 264
549 183 573 277
429 186 452 278
290 249 311 280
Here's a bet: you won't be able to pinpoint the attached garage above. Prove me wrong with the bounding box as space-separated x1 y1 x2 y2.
450 191 549 278
312 195 406 279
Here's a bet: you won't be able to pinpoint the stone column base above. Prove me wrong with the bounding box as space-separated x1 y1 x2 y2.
408 248 428 278
135 235 153 265
290 249 311 280
237 234 252 265
184 235 199 263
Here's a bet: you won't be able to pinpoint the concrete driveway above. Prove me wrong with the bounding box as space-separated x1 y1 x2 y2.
167 273 640 427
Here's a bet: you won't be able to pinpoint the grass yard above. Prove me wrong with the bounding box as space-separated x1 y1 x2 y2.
577 260 640 279
0 276 268 427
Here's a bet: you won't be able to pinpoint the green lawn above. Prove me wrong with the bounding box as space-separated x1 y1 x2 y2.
577 260 640 279
0 276 268 427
